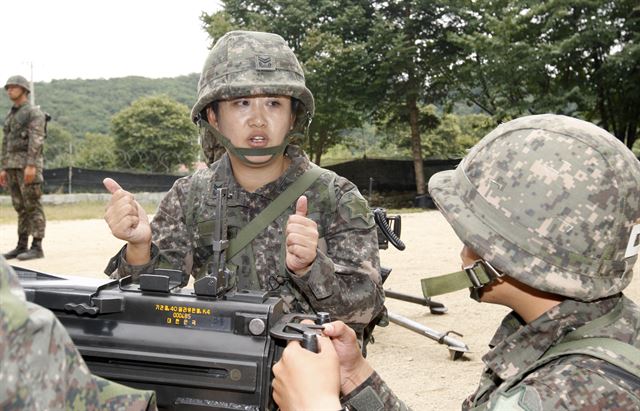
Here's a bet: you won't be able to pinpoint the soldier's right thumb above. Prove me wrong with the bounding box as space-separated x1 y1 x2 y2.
103 178 123 194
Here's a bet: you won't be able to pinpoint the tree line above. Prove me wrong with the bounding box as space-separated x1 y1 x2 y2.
1 1 638 192
203 0 639 194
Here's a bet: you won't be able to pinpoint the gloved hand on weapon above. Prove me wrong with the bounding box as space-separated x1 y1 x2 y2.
103 178 152 266
272 320 374 411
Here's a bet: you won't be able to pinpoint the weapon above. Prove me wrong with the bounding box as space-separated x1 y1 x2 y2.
269 312 332 353
15 186 290 410
373 208 469 360
375 213 446 314
16 266 286 410
193 187 234 297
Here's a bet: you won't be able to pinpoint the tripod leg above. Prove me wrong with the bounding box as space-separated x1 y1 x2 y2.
384 290 448 314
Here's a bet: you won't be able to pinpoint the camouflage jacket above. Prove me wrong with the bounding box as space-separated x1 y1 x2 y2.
1 101 46 176
343 294 640 410
0 256 157 411
108 146 384 334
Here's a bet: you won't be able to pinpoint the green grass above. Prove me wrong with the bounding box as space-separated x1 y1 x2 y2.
0 201 158 224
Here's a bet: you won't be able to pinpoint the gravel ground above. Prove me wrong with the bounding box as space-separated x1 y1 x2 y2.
1 211 638 410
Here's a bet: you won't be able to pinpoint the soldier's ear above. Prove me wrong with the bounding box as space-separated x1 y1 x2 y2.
206 106 219 130
290 98 298 130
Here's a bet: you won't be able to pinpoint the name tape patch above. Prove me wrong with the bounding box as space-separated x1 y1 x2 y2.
624 224 640 258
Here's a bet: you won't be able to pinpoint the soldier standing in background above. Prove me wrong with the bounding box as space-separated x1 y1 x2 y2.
1 75 46 261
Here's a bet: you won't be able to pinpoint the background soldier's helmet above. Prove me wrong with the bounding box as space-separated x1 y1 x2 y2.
4 75 31 93
428 114 640 301
191 30 314 129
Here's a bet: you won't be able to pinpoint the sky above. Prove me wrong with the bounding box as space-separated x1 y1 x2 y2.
1 1 221 84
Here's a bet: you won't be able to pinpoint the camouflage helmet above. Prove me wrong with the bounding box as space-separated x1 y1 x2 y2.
4 75 30 93
191 30 314 126
428 114 640 301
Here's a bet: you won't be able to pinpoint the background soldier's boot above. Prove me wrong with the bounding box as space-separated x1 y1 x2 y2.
17 238 44 261
3 236 29 259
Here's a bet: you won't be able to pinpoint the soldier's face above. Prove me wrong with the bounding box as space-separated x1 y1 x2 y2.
5 85 26 102
207 95 295 164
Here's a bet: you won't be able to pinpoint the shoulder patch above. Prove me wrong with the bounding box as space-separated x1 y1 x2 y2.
338 189 374 229
489 386 542 411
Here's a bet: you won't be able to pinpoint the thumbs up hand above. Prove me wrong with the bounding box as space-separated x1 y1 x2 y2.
285 196 319 276
103 178 152 264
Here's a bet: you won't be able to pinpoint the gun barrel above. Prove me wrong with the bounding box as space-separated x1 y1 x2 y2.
387 311 469 355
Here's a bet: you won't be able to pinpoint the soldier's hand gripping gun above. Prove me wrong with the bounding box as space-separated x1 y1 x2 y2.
374 208 470 360
269 311 332 353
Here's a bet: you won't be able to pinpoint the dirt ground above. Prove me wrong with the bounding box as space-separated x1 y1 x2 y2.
1 211 639 411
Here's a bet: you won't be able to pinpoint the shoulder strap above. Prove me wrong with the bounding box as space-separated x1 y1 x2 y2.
185 167 215 236
499 299 640 394
540 337 640 379
227 166 326 259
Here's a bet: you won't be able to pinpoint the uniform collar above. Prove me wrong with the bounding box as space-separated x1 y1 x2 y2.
213 145 311 202
482 295 620 381
11 100 29 110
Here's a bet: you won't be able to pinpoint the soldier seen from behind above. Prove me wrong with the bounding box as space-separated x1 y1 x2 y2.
1 75 47 261
103 31 384 339
272 114 640 411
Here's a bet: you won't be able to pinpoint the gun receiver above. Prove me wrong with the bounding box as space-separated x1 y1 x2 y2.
16 266 287 411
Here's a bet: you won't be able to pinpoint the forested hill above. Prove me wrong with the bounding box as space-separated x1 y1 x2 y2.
0 74 199 139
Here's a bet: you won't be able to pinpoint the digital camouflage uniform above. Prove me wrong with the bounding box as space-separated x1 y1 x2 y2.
0 256 157 411
106 31 384 335
343 295 640 410
342 115 640 410
2 76 47 253
107 145 384 335
2 98 47 238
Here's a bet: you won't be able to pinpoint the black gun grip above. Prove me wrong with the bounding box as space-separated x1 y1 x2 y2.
269 312 330 354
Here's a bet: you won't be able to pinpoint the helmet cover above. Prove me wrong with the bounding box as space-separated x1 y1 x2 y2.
4 75 30 93
191 30 314 127
428 114 640 301
191 30 314 164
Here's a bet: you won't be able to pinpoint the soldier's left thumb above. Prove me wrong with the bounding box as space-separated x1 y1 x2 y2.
295 196 308 216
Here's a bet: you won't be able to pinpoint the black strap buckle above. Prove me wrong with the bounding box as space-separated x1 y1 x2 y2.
464 259 503 289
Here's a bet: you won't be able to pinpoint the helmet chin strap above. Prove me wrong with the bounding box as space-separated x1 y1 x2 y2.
198 118 291 165
421 259 503 302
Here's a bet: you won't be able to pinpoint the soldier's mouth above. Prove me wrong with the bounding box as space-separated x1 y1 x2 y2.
249 135 268 147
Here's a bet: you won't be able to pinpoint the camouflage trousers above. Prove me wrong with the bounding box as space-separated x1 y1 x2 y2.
5 168 46 239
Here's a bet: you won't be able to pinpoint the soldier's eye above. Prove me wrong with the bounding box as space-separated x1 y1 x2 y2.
233 99 249 107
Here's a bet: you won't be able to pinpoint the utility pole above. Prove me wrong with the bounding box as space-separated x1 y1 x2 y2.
68 141 73 194
29 62 35 106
